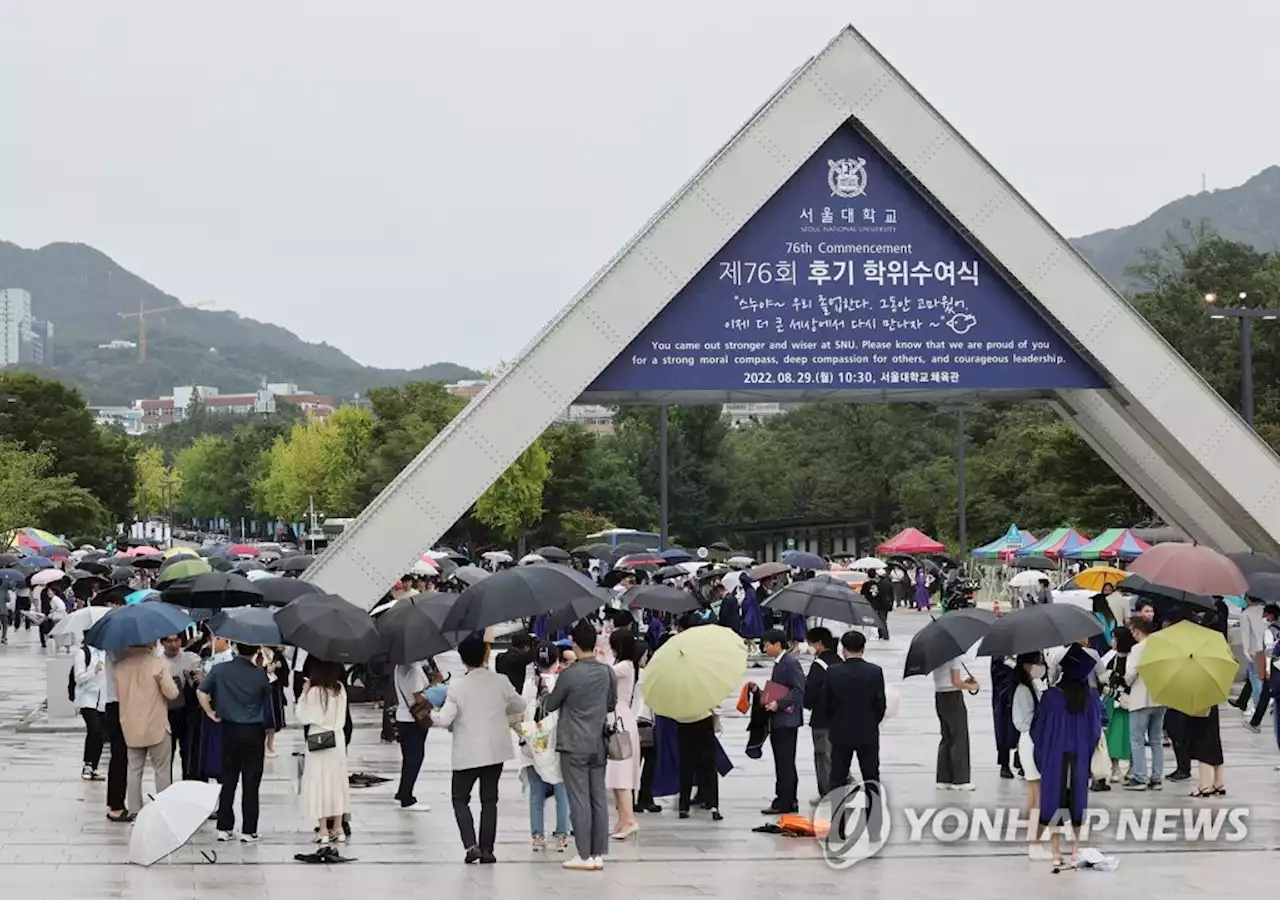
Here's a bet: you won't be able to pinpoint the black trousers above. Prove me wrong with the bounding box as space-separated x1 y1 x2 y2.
677 717 718 812
396 725 426 806
1164 709 1192 775
770 725 799 809
217 723 266 834
830 740 883 840
168 708 187 780
103 702 128 811
637 743 658 807
451 763 502 852
80 708 105 769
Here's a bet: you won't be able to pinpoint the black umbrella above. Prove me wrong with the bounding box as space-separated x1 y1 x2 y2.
623 584 702 616
79 549 107 561
708 541 732 552
762 575 882 627
534 546 571 562
275 593 379 663
254 576 323 607
110 565 136 584
268 555 314 573
196 547 217 557
1118 573 1215 611
450 565 490 587
161 572 266 610
575 543 613 559
234 559 266 573
208 607 285 646
976 603 1102 657
1229 552 1280 578
71 574 111 601
1014 556 1057 572
77 560 111 576
1246 572 1280 602
207 557 235 572
376 593 463 663
610 542 651 559
780 550 828 571
441 565 610 634
0 552 19 568
903 608 997 677
132 555 164 570
653 565 689 582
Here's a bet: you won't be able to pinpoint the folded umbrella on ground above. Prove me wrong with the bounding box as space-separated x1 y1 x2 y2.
903 608 997 677
276 593 379 663
976 603 1101 657
208 606 285 647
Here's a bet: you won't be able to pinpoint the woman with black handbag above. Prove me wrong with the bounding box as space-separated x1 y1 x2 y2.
295 661 350 844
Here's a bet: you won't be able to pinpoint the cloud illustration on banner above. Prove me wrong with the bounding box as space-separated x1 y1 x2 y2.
946 313 977 335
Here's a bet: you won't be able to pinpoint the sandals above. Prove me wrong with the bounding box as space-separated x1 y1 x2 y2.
106 811 135 823
1189 787 1219 797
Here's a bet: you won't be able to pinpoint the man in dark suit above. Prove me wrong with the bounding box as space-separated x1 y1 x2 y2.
820 630 886 837
761 628 805 814
803 626 842 803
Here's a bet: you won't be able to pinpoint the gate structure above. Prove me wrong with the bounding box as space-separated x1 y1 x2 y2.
305 26 1280 607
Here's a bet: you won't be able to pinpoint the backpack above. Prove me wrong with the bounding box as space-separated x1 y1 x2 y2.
67 646 91 702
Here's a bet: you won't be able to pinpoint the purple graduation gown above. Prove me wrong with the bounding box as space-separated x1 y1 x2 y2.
1031 686 1103 827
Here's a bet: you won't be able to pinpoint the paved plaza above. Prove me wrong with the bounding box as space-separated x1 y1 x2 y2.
0 615 1277 898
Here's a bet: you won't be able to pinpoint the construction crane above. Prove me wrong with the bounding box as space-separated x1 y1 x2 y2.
118 300 211 362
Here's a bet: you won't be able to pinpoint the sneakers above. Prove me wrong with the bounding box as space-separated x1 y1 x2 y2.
935 782 952 790
952 783 975 792
563 855 596 871
1123 778 1147 791
1243 721 1261 734
1148 779 1162 791
216 830 236 842
399 801 430 812
1028 843 1055 862
81 765 93 781
239 833 259 843
590 856 605 870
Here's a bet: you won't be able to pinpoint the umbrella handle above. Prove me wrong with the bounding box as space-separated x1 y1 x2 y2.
962 662 980 696
201 850 218 864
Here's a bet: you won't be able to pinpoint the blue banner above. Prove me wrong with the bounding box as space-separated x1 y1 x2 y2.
587 124 1104 394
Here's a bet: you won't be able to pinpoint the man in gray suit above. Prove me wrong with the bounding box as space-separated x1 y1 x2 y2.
543 619 617 871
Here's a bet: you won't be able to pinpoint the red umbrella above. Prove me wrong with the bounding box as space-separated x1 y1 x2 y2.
128 545 160 556
228 544 259 557
877 527 946 556
1126 543 1247 597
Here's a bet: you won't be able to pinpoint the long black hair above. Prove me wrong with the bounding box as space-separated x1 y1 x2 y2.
1013 651 1042 694
609 629 640 681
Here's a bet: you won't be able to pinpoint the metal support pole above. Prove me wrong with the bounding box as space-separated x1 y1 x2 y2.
956 410 967 560
658 406 669 551
1241 316 1254 428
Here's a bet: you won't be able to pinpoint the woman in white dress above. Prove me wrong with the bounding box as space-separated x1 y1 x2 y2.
606 630 642 840
295 660 351 844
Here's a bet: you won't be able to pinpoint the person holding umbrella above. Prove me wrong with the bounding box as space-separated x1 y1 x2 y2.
116 640 181 818
932 654 978 791
196 642 272 842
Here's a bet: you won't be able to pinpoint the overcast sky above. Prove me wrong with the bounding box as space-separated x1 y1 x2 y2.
2 2 1277 370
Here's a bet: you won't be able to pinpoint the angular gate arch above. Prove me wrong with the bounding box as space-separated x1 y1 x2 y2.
305 25 1280 607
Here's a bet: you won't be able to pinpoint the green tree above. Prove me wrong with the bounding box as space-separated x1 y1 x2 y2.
174 435 233 521
474 440 552 546
0 372 137 520
558 509 615 548
358 383 467 502
0 440 106 541
320 406 376 515
255 422 329 522
133 445 177 519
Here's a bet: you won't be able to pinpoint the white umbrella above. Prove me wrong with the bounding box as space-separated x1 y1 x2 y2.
851 557 887 571
482 551 513 563
727 555 755 569
31 568 68 586
50 605 108 637
1008 570 1044 588
370 596 401 617
721 571 753 592
244 569 275 582
129 780 220 866
678 561 708 575
519 553 546 566
411 559 439 576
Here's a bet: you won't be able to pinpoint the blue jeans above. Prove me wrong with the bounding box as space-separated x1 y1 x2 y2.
526 767 569 837
1246 660 1264 705
1128 706 1166 783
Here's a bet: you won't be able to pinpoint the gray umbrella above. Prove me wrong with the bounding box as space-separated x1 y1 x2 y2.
441 565 609 634
208 607 284 646
976 603 1102 657
451 565 490 587
762 575 881 627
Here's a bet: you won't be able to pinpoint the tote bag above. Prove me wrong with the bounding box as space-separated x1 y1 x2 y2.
521 697 562 784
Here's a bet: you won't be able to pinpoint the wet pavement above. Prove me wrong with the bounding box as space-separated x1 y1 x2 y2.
0 612 1277 898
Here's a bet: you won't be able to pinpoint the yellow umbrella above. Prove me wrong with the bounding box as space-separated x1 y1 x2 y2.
1071 565 1127 593
163 546 199 559
641 624 746 723
1136 621 1239 714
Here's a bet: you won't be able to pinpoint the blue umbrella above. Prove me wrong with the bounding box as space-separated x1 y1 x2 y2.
0 569 24 586
17 556 54 571
84 603 193 651
780 550 829 571
125 589 161 605
660 548 694 564
207 607 284 646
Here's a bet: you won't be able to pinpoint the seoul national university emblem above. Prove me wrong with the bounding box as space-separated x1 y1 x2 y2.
828 157 868 199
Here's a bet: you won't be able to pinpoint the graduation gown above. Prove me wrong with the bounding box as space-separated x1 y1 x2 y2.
739 585 764 640
989 658 1019 756
717 593 742 633
651 715 733 798
1031 686 1102 827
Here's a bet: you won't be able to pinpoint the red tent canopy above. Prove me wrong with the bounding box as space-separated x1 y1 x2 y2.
877 527 946 555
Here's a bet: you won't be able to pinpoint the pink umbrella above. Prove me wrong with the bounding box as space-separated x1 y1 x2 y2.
31 568 68 586
1127 543 1248 597
128 545 160 556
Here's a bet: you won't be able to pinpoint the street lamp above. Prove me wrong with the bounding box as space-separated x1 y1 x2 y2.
939 402 982 559
1204 292 1280 428
161 478 178 548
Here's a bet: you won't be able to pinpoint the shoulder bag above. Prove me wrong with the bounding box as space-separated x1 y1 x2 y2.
604 713 633 761
397 676 433 733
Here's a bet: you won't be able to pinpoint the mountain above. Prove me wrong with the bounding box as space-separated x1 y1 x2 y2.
0 241 480 406
1072 166 1280 289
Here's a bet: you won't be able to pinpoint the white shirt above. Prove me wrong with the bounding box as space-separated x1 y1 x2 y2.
394 663 428 723
101 652 118 704
1241 604 1268 657
74 645 108 712
1124 639 1157 710
430 667 527 769
932 657 965 692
